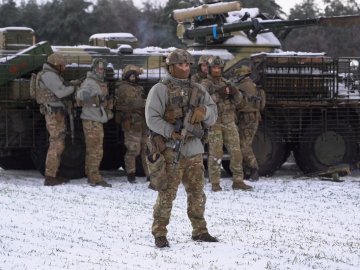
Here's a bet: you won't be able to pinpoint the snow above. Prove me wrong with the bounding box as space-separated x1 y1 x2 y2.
1 163 359 270
89 33 138 42
0 27 34 33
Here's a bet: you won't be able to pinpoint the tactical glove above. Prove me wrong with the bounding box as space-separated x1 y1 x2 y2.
164 108 177 124
190 105 206 124
171 131 183 141
70 79 82 87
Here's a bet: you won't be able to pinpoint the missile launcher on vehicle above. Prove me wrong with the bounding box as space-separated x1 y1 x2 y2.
1 1 360 178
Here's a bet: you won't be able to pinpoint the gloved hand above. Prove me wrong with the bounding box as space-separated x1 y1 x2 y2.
70 79 82 87
171 131 183 141
190 105 206 124
164 108 177 124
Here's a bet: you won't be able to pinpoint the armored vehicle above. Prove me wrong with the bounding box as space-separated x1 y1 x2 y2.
1 1 360 178
172 1 360 176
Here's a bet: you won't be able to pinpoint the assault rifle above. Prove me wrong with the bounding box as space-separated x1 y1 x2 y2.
173 87 204 166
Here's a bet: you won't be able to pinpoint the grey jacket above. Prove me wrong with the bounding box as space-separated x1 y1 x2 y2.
39 63 74 107
145 75 217 157
76 71 110 123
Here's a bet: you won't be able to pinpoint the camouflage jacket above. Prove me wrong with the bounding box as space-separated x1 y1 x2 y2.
145 74 217 157
76 71 110 123
115 80 146 118
191 71 207 84
202 75 243 125
38 63 74 108
235 77 266 112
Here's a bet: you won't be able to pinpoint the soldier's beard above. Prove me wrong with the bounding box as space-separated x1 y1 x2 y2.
169 65 190 79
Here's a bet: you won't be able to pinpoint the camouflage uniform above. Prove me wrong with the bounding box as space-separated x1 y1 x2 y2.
115 65 149 182
202 56 252 191
76 58 113 187
191 55 212 84
38 53 75 185
234 66 266 180
145 49 218 247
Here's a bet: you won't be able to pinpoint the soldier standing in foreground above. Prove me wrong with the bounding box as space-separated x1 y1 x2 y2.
76 58 113 188
145 49 218 248
233 65 266 181
37 53 76 186
202 56 253 192
191 55 212 84
115 64 149 183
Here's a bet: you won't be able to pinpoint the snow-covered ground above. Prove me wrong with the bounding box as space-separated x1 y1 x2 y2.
0 163 359 270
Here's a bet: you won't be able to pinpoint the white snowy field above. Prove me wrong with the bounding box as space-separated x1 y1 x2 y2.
0 164 359 270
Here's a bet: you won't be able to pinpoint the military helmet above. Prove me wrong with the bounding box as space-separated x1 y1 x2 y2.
91 58 107 70
208 56 225 68
166 49 194 65
235 65 251 76
122 64 143 78
198 55 211 65
47 53 66 67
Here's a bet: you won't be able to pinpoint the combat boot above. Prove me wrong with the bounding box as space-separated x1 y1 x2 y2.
192 232 218 242
127 173 136 183
232 181 253 191
211 183 222 192
90 180 112 188
44 176 64 186
155 236 170 248
249 168 259 181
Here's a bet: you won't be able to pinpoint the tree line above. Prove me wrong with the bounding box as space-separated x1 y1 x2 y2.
0 0 359 57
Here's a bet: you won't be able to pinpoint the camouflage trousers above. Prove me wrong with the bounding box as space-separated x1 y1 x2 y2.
238 112 259 170
82 120 104 184
152 148 208 238
45 113 66 177
208 121 243 184
122 120 149 176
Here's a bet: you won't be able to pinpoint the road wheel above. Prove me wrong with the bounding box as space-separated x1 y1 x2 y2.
293 123 358 174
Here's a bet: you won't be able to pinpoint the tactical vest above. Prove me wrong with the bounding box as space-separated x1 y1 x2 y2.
35 70 61 104
115 81 145 111
237 77 264 112
162 79 204 135
205 77 237 124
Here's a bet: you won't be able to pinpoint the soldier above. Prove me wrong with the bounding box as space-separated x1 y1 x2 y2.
145 49 218 248
76 58 113 188
37 53 76 186
233 65 266 181
115 64 149 183
191 55 212 84
202 56 253 192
